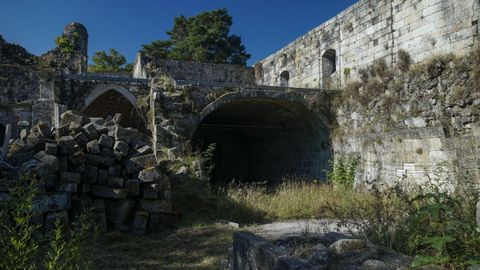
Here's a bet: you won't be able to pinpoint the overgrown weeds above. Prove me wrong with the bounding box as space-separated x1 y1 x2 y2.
0 174 96 270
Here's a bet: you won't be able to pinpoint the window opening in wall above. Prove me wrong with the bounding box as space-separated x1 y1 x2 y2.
280 71 290 87
322 49 336 88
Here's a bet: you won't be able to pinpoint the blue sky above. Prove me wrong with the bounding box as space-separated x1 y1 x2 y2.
0 0 357 66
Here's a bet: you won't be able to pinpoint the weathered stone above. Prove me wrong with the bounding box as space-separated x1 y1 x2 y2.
45 142 57 155
89 117 104 125
57 124 71 137
113 113 122 124
58 155 68 172
85 154 115 167
125 179 140 197
329 239 367 256
33 193 71 213
91 185 127 199
143 176 171 199
72 162 85 174
113 140 129 157
115 126 148 147
362 260 389 270
94 211 108 232
98 134 114 148
108 164 122 176
86 139 100 154
56 183 78 192
143 184 160 199
108 177 124 188
73 132 89 147
93 199 106 212
84 165 98 184
57 136 76 155
33 151 59 187
82 122 99 140
134 145 153 156
60 110 88 129
101 147 115 158
106 199 135 225
476 200 480 227
132 211 149 235
34 121 52 139
81 183 90 193
68 150 84 167
138 167 160 183
59 172 82 183
27 132 44 151
19 129 28 142
98 169 109 185
124 154 157 174
139 199 172 213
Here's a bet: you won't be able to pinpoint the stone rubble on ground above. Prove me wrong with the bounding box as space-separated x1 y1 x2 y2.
1 110 177 234
222 231 414 270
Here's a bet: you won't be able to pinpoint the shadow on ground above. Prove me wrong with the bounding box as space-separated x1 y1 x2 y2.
93 178 267 269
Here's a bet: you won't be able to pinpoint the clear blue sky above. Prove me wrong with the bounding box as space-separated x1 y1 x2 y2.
0 0 357 66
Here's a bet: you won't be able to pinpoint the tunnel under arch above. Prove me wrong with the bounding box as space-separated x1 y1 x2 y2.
82 87 146 131
192 97 331 185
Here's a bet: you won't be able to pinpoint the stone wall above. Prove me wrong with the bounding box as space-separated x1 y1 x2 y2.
135 53 255 86
333 47 480 186
3 111 176 234
148 69 333 183
256 0 480 89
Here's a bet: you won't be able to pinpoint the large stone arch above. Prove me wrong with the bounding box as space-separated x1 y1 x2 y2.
192 90 332 185
81 84 147 131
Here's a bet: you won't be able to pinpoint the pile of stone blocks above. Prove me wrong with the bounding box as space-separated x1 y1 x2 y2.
3 110 176 234
225 232 413 270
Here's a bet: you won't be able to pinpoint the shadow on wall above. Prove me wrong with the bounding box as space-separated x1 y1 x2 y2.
191 97 331 186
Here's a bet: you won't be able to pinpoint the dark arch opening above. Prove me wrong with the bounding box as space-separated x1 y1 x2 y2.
322 49 336 87
280 71 290 87
192 98 331 186
0 123 5 147
83 90 146 131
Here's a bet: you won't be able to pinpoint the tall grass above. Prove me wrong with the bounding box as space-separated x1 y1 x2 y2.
0 173 96 270
225 181 365 220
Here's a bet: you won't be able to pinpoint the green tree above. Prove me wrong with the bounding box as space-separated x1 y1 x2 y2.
141 9 250 66
89 48 131 72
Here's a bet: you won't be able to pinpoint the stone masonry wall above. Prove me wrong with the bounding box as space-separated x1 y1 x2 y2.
333 47 480 186
256 0 480 89
135 53 255 86
2 111 176 234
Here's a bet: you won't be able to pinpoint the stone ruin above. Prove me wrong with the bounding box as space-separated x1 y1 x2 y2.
1 110 177 234
1 0 480 236
224 231 413 270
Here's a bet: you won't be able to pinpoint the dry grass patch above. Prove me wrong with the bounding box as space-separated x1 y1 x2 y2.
93 225 234 270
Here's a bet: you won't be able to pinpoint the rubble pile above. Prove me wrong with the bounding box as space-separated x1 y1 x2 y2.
2 111 176 234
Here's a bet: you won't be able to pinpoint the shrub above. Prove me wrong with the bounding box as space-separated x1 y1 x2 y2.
324 170 480 269
397 49 412 72
327 154 358 188
0 173 96 270
54 32 78 53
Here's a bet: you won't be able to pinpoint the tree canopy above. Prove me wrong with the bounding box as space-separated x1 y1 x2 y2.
141 9 250 66
88 48 132 72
